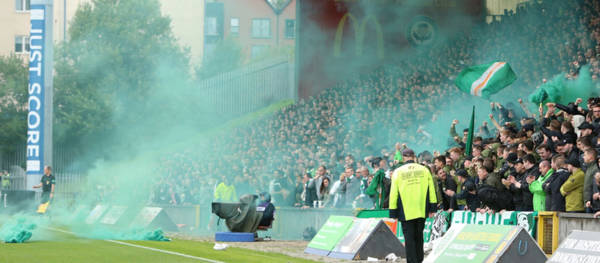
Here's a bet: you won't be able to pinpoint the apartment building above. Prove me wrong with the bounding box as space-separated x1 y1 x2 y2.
204 0 296 60
0 0 205 64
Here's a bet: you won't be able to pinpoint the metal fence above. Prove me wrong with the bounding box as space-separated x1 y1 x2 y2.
0 146 86 201
0 58 295 203
197 57 296 118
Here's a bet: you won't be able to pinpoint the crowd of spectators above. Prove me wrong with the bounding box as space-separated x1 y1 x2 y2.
149 0 600 215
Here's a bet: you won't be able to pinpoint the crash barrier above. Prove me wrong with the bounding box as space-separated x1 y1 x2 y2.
357 210 600 256
271 207 354 240
357 210 450 245
146 205 354 239
450 211 537 236
304 216 405 260
356 210 537 248
83 204 595 255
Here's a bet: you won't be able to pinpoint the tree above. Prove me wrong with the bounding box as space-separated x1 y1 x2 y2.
0 55 28 157
195 38 242 80
54 0 192 161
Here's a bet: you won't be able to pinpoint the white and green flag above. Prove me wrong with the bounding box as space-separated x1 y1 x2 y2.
455 62 517 99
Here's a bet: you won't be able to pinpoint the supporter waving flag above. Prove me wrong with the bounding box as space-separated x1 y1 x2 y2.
455 62 517 99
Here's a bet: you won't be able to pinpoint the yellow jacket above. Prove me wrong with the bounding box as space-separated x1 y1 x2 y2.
214 183 237 202
560 168 585 212
389 162 437 221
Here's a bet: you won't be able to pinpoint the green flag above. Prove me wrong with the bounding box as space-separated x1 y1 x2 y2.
465 106 475 156
455 62 517 99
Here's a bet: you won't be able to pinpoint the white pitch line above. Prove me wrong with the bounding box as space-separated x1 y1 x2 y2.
44 227 224 263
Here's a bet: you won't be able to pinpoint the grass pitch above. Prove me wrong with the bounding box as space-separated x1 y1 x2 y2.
0 226 318 263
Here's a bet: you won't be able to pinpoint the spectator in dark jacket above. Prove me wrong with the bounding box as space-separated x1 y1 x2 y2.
506 156 533 211
302 173 318 208
435 169 457 211
455 169 479 212
476 164 513 211
583 149 599 212
556 138 580 166
589 172 600 212
520 154 538 209
546 155 569 212
258 192 275 226
543 155 562 211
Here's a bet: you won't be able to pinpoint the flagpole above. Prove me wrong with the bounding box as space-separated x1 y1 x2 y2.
465 106 475 156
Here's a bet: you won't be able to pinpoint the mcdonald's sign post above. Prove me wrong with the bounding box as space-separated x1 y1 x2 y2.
333 13 385 59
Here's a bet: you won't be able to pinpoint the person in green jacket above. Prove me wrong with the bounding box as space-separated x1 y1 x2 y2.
528 160 553 211
561 158 585 212
394 143 405 165
389 148 437 263
366 157 388 209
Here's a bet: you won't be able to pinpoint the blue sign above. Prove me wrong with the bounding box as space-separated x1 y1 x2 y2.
27 5 45 175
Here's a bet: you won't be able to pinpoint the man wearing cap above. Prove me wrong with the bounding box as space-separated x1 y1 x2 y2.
579 122 595 138
561 157 585 212
455 169 479 212
504 156 533 211
579 122 599 154
389 148 437 263
556 138 580 165
500 152 519 179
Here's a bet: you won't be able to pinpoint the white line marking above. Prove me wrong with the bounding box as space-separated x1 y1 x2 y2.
44 227 224 263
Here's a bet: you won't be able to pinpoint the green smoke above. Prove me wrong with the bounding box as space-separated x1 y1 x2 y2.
529 65 595 106
0 216 37 243
73 225 170 241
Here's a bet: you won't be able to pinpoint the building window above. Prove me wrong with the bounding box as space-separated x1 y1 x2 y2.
285 19 295 39
251 45 268 58
206 17 218 36
15 0 30 11
251 18 271 39
230 18 239 37
15 36 30 53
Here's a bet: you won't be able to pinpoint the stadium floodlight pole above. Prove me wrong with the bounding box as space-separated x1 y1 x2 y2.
27 0 53 192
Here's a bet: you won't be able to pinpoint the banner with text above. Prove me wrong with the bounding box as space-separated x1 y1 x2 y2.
451 211 537 237
27 4 46 175
306 215 355 252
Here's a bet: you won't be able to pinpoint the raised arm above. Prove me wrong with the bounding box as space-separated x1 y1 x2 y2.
518 98 533 118
488 114 502 131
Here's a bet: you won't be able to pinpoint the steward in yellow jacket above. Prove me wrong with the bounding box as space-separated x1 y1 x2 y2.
389 149 437 263
214 176 237 202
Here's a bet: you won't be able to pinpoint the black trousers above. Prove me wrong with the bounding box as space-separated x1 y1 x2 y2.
41 192 50 203
401 218 425 263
